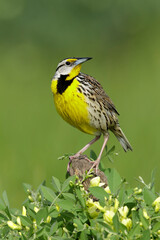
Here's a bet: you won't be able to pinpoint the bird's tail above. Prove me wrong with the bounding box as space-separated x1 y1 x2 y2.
112 126 132 152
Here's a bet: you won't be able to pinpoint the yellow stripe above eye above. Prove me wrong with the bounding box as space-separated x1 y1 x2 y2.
66 58 77 63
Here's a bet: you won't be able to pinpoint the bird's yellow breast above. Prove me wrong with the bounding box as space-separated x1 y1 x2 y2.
51 78 96 135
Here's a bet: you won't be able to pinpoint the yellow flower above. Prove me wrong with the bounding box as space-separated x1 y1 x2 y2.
152 197 160 205
33 219 37 230
114 198 119 211
16 216 21 226
104 186 111 194
121 218 132 230
56 204 60 212
134 187 142 195
118 206 129 218
143 209 149 219
46 215 51 223
22 206 27 216
131 207 137 211
90 176 105 187
103 210 115 224
152 197 160 212
108 195 112 204
7 221 22 230
28 195 34 202
86 198 94 207
94 202 105 211
86 198 104 218
34 206 39 213
87 205 99 218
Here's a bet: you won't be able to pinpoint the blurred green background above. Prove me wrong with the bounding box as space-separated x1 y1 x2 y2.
0 0 160 208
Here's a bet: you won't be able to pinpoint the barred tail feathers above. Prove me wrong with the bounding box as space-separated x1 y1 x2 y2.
112 127 132 152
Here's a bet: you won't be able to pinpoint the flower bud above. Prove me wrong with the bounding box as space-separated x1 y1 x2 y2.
22 206 27 216
118 206 129 218
104 186 111 194
16 216 21 226
28 195 34 202
152 197 160 206
121 218 132 230
152 197 160 212
46 215 51 223
90 177 100 187
7 221 22 230
34 206 39 213
33 219 37 230
87 205 99 218
114 198 119 211
134 187 142 194
103 210 115 224
143 209 149 219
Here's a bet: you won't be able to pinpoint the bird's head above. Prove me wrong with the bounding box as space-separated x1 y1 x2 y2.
53 57 92 81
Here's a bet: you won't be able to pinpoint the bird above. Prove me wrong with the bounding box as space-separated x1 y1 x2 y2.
51 57 132 172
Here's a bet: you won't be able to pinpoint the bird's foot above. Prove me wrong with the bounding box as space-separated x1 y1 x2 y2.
88 159 100 175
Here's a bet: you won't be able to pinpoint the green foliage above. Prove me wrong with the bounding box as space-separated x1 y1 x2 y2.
0 169 160 239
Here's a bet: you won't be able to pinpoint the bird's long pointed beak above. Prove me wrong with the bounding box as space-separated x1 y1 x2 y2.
74 57 92 66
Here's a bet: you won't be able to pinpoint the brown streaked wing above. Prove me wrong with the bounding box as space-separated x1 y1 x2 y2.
80 73 119 115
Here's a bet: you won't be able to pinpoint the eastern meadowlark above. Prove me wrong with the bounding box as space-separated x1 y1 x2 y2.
51 57 132 172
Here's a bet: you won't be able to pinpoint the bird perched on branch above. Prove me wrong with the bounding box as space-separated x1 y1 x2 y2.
51 57 132 172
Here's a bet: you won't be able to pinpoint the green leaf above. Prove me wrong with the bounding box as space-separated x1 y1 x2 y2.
40 185 56 202
20 216 32 227
21 233 28 240
49 206 59 218
89 186 109 205
58 199 75 212
26 207 36 219
80 230 88 240
106 146 116 163
0 198 5 210
52 176 61 192
150 169 156 189
78 212 88 223
105 168 121 193
2 191 9 207
62 193 76 202
73 218 84 231
107 145 115 155
96 219 115 233
90 150 97 160
5 206 11 220
128 224 141 238
35 228 44 238
50 222 59 235
0 212 8 221
131 209 139 227
152 221 160 232
118 186 126 206
62 175 76 192
35 207 48 225
23 183 32 193
75 188 85 208
113 213 120 232
143 187 155 205
139 229 150 240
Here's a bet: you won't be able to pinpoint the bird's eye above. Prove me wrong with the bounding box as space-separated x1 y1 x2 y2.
66 61 71 66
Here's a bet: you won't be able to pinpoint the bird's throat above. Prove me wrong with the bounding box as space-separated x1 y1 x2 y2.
57 74 73 94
